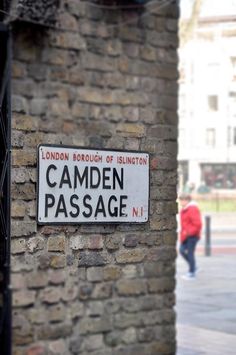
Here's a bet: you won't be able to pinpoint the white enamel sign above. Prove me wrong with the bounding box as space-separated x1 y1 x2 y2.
37 145 149 224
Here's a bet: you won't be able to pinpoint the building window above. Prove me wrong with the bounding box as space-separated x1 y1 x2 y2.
201 164 236 189
208 95 218 111
206 128 215 147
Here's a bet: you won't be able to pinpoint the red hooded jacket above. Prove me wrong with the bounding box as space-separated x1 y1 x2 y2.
180 202 202 243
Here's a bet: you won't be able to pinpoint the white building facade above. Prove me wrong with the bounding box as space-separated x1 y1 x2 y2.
178 14 236 192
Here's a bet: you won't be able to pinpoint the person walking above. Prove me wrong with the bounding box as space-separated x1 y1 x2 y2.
179 193 202 280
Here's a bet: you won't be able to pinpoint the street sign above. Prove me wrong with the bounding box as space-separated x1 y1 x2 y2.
37 145 149 224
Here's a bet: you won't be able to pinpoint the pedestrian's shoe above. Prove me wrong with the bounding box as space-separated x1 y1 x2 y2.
182 272 196 280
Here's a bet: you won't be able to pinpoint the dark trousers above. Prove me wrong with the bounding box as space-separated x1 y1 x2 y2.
179 236 199 273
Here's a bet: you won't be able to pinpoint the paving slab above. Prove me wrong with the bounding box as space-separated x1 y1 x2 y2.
176 254 236 354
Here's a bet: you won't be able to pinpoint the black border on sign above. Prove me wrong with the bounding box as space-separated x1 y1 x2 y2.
36 144 150 225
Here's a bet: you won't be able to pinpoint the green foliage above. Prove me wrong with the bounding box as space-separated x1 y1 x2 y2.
198 198 236 213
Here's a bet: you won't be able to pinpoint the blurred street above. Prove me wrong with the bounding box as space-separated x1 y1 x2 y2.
176 212 236 355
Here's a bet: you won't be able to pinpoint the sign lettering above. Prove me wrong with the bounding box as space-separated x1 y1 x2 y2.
37 145 149 224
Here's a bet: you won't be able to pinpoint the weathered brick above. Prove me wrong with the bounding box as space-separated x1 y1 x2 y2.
150 216 177 231
92 282 112 299
12 220 36 237
104 265 121 281
48 304 67 322
11 183 36 200
114 312 143 329
11 273 26 290
116 279 147 296
147 340 176 354
12 61 26 78
79 316 112 334
81 334 104 352
48 99 70 117
87 267 104 282
80 20 109 37
86 301 104 317
11 238 27 254
39 287 61 304
87 235 104 250
123 327 137 344
27 237 45 253
116 123 146 138
61 284 78 302
115 249 146 264
29 98 48 115
12 95 28 113
81 52 115 72
48 235 66 252
137 327 155 343
70 302 84 319
13 290 36 307
77 88 113 104
26 344 47 355
104 330 122 347
38 254 51 270
105 235 121 250
78 251 111 267
12 168 28 183
12 150 36 166
48 270 66 285
48 339 68 354
140 46 156 61
146 247 176 262
41 48 69 65
122 107 139 122
50 255 66 269
11 200 26 218
123 235 138 248
121 265 138 279
27 272 48 289
13 329 34 346
28 309 47 325
50 32 86 50
12 114 38 131
147 277 175 293
79 283 93 300
12 130 24 148
37 323 73 340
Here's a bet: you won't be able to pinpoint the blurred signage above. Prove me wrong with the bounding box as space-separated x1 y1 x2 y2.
37 145 149 224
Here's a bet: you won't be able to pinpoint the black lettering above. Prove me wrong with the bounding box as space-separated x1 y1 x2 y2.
45 194 55 217
55 194 68 217
108 195 118 217
94 195 106 217
113 168 124 189
46 164 57 187
90 167 101 188
103 168 111 189
70 194 80 218
74 166 88 188
83 194 93 218
59 165 72 188
120 195 128 217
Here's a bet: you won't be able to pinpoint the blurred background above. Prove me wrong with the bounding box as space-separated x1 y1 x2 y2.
178 0 236 215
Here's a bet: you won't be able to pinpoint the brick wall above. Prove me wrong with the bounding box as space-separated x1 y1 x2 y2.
11 1 179 354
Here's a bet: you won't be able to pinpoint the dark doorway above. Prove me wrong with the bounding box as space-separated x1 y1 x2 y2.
0 23 11 355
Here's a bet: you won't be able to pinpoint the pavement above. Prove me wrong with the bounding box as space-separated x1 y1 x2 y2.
176 252 236 354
